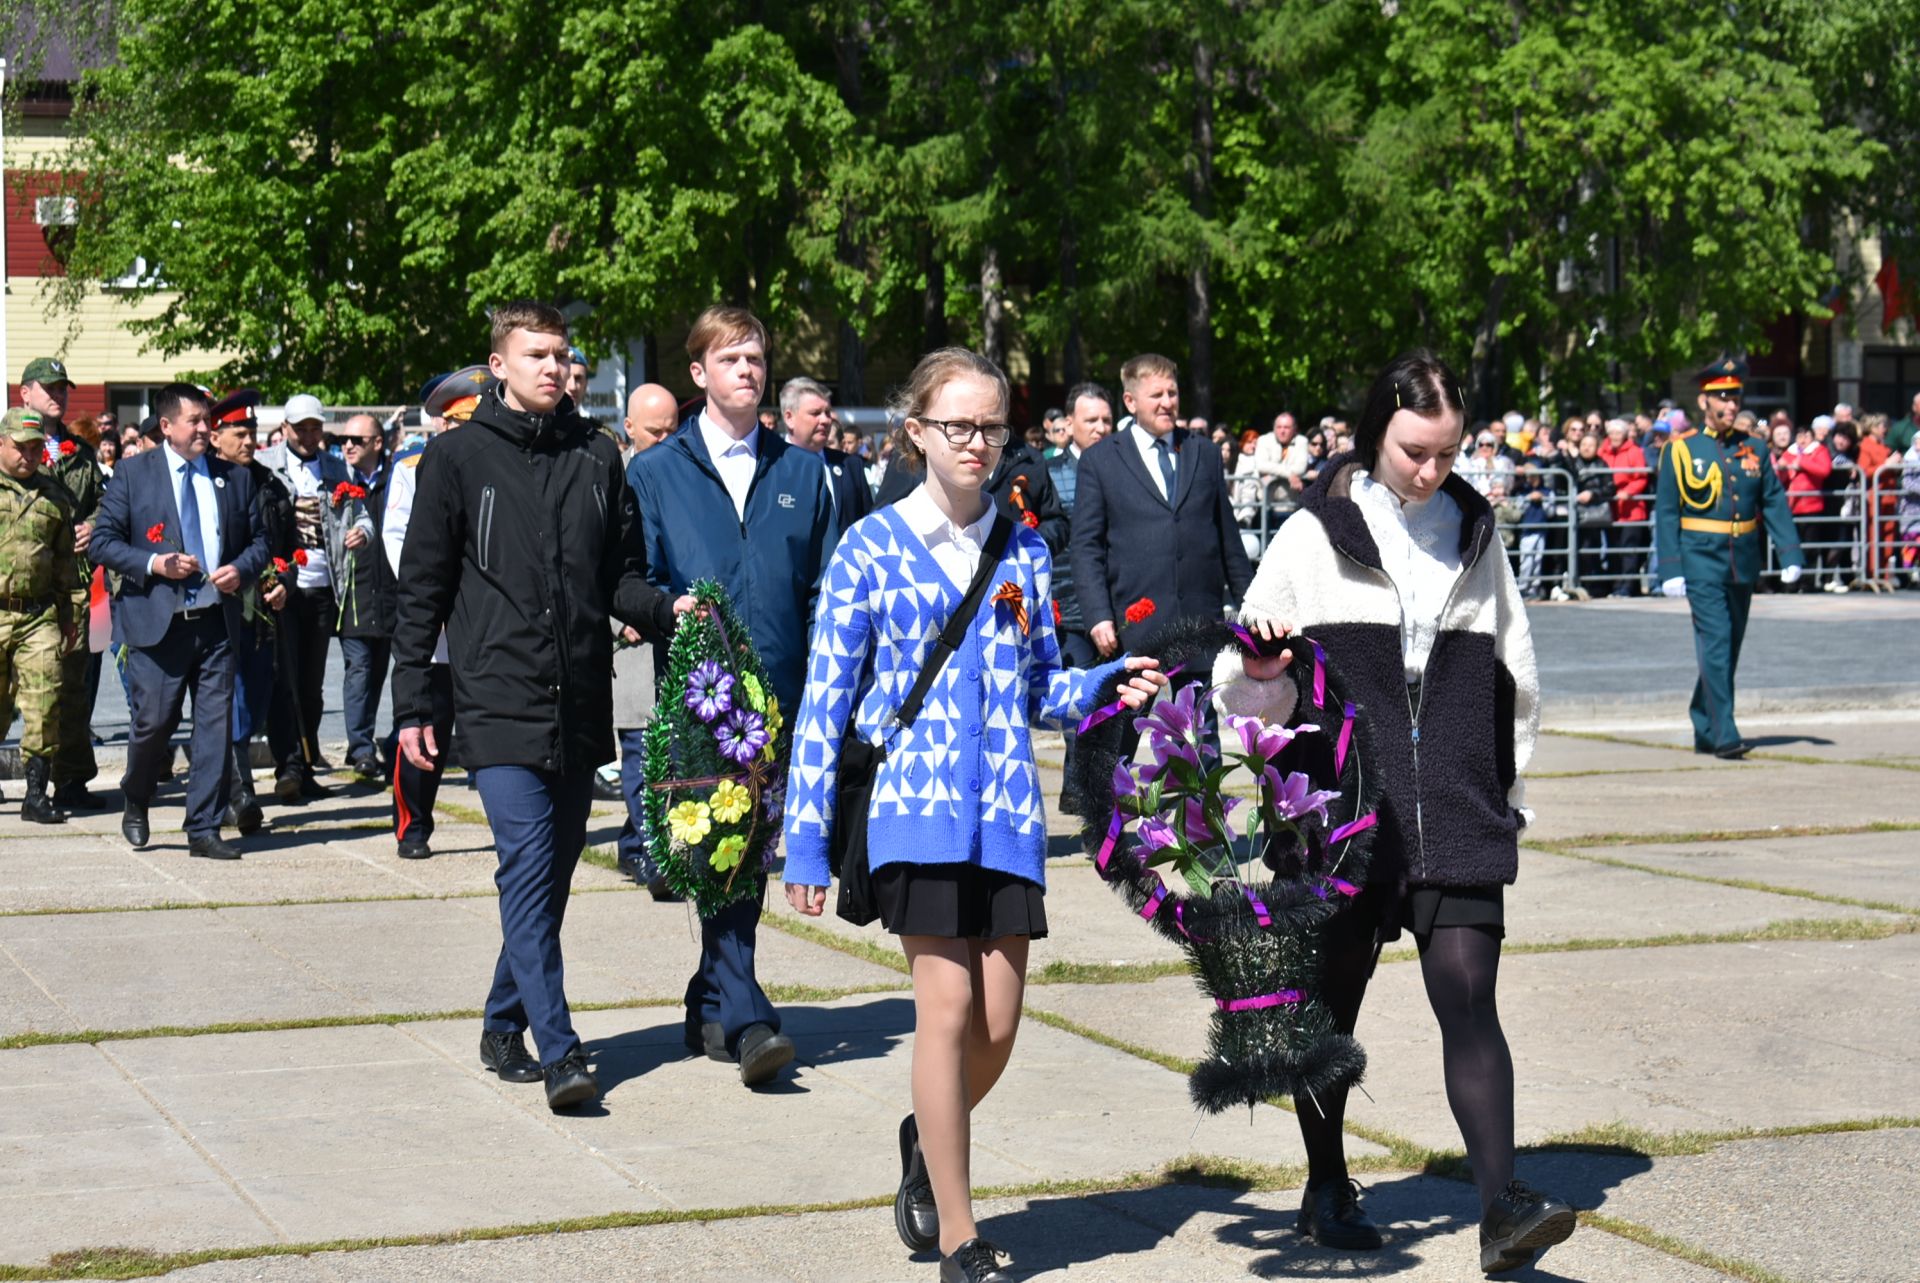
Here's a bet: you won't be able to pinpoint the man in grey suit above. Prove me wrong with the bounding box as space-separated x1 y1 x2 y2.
90 383 270 859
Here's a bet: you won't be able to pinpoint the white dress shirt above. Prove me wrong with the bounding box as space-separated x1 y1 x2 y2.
157 442 222 612
1351 468 1463 679
897 483 995 594
699 408 760 522
1130 422 1177 501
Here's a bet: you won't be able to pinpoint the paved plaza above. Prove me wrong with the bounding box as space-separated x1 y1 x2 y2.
3 597 1917 1281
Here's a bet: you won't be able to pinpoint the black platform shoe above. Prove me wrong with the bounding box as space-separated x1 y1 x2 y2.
938 1238 1012 1283
1297 1177 1384 1251
895 1113 938 1252
1479 1179 1576 1274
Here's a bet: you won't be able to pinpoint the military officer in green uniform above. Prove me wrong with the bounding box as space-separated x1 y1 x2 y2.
1655 356 1804 758
0 408 81 823
18 356 105 809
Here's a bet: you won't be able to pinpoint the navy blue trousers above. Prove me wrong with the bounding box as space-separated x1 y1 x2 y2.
615 727 661 880
475 764 593 1067
686 896 779 1054
122 612 235 839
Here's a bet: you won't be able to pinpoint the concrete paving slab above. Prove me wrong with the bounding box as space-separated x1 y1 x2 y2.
1526 733 1754 777
92 1024 666 1246
1525 1127 1920 1283
0 1045 279 1267
1028 935 1920 1154
1522 759 1920 842
1601 709 1920 766
1581 829 1920 910
1506 847 1904 944
0 945 77 1034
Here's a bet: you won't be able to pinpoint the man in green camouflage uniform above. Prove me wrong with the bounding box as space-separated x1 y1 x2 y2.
0 407 80 823
19 357 105 809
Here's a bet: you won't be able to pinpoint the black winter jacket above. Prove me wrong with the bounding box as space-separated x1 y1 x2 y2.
390 388 678 773
336 463 397 639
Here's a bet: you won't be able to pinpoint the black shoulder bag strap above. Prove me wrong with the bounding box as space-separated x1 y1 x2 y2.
888 512 1015 736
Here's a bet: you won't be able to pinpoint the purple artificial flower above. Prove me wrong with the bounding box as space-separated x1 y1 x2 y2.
1181 795 1244 847
1266 768 1341 825
1136 815 1179 852
685 660 735 723
1112 760 1138 799
715 708 769 764
1138 730 1202 785
1136 681 1202 749
1225 713 1319 762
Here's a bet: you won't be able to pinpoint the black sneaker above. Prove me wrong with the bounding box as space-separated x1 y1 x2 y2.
895 1113 938 1252
1480 1179 1575 1274
939 1238 1012 1283
1297 1177 1384 1251
478 1030 543 1084
543 1050 600 1112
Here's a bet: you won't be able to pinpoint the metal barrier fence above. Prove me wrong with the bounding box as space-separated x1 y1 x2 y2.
1238 456 1920 597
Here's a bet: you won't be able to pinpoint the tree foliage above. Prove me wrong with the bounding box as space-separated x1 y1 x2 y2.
3 0 1905 414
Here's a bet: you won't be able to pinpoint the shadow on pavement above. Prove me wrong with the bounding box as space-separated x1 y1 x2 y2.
586 998 916 1096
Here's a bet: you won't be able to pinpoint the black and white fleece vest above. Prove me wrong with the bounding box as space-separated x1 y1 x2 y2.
1215 454 1540 890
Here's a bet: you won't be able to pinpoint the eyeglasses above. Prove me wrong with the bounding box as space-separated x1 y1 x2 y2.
918 418 1012 447
336 436 378 446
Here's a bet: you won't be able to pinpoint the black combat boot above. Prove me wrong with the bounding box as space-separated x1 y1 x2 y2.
20 757 67 825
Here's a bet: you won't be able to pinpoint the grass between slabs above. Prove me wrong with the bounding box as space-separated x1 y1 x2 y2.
1529 837 1920 919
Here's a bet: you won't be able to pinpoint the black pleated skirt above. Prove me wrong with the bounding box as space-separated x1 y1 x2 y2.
871 861 1049 940
1372 883 1506 944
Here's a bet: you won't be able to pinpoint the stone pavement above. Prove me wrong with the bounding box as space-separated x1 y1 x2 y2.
2 699 1917 1280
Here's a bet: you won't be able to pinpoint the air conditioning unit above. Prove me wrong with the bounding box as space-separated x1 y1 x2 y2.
34 196 78 227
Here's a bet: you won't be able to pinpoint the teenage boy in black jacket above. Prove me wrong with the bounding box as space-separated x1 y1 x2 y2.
391 300 690 1113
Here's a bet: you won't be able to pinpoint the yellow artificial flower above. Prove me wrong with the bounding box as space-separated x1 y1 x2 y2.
763 695 783 739
739 672 767 712
711 834 747 872
667 800 712 846
709 779 752 824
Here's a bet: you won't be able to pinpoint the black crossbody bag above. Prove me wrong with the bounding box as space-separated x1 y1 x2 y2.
832 514 1014 925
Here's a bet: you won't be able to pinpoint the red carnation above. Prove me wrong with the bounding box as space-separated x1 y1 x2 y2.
145 523 168 545
292 548 309 566
331 481 367 507
1051 599 1062 627
1021 509 1040 530
272 556 290 575
1124 597 1157 625
58 440 77 457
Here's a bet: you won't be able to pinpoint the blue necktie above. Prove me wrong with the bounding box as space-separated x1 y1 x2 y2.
178 462 208 606
1154 436 1177 501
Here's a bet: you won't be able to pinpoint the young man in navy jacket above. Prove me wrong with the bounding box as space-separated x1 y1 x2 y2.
625 305 838 1086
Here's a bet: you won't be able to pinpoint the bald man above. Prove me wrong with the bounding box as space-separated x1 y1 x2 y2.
607 382 679 896
623 383 679 460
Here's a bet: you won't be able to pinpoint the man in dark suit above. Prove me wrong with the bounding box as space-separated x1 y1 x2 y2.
1069 352 1252 688
91 383 269 859
779 376 872 527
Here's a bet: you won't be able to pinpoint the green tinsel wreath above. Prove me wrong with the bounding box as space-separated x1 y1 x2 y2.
641 580 789 918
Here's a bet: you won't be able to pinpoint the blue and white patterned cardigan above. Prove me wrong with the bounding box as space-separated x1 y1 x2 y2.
782 505 1127 888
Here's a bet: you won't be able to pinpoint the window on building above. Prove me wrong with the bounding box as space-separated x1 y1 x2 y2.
1862 349 1920 416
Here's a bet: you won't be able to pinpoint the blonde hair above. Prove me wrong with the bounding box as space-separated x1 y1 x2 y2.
489 300 568 353
686 305 770 364
1120 352 1178 394
886 347 1011 472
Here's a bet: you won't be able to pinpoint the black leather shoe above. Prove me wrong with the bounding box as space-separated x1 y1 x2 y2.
1712 741 1750 760
51 783 106 810
479 1030 544 1084
895 1113 938 1252
274 772 305 806
397 839 432 860
543 1050 600 1112
736 1022 795 1086
298 773 332 799
939 1238 1013 1282
347 752 382 780
591 771 623 802
646 874 684 902
1479 1179 1575 1274
683 1017 728 1062
121 802 150 850
1297 1177 1384 1251
188 834 242 861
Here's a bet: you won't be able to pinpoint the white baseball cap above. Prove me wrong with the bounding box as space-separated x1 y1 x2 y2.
283 393 326 424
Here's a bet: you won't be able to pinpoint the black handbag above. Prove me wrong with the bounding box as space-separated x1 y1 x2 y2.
832 514 1014 924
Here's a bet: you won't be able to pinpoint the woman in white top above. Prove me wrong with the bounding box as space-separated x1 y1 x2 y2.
1214 351 1574 1277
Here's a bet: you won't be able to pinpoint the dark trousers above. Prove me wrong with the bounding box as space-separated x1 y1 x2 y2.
122 612 234 838
52 643 97 788
475 764 593 1067
615 726 660 880
340 636 391 762
1574 523 1611 591
687 895 778 1053
1687 578 1753 753
230 626 275 742
1609 523 1649 593
267 583 335 775
1055 629 1099 816
392 665 454 844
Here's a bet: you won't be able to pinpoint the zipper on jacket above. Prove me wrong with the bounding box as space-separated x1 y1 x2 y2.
477 485 496 572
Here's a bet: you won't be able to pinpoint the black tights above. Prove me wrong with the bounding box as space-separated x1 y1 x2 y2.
1300 914 1516 1214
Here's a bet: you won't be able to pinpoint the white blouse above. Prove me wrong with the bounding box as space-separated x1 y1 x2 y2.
1351 469 1464 679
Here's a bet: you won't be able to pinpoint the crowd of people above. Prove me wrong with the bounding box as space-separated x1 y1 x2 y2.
0 316 1890 1281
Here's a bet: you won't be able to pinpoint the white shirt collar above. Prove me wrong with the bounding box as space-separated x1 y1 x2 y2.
698 407 759 461
898 483 993 550
162 442 206 476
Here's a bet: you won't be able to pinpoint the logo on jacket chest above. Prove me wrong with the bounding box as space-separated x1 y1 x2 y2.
777 492 795 508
